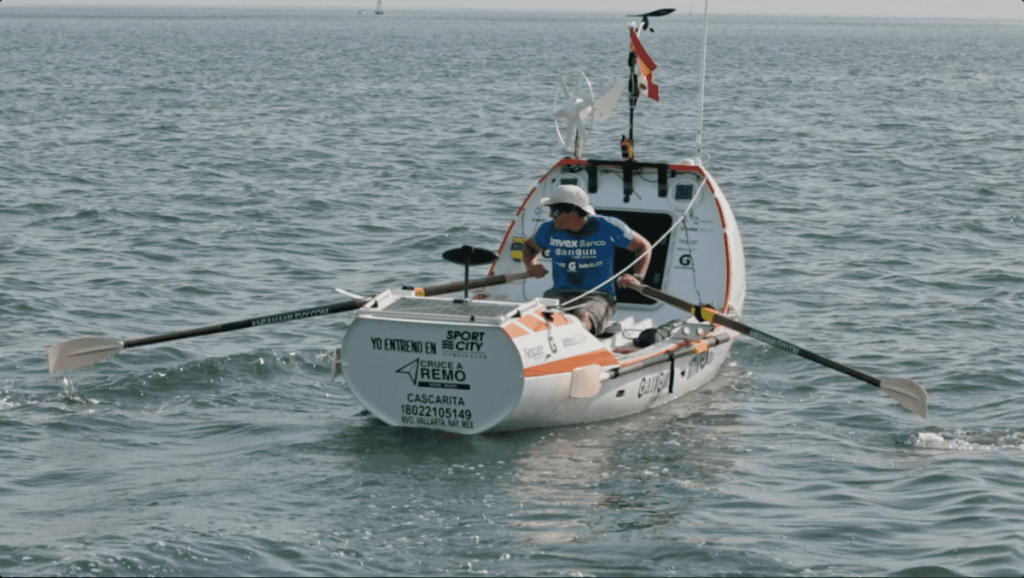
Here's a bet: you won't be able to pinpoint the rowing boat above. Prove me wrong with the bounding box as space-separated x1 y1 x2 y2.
340 11 745 433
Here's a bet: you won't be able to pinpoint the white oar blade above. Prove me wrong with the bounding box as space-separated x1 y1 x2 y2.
569 364 604 398
46 337 125 373
880 378 928 419
331 347 343 382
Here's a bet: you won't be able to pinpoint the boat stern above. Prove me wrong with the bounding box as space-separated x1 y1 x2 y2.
341 291 539 434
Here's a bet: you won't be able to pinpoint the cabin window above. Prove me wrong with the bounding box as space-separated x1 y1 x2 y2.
597 210 673 305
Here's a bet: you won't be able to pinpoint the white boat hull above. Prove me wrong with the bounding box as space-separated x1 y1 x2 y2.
342 290 736 434
493 335 733 432
343 154 746 434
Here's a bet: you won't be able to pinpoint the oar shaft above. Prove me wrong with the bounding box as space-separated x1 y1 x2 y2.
636 284 882 388
124 298 368 350
51 271 536 372
127 272 533 349
123 272 533 349
413 271 531 297
745 327 880 387
628 282 927 419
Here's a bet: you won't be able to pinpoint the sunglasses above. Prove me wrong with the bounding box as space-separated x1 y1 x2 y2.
549 203 578 216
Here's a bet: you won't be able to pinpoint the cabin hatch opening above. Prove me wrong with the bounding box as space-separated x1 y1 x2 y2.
598 209 673 306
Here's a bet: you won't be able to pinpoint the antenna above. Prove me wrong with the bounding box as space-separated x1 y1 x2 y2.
695 0 710 160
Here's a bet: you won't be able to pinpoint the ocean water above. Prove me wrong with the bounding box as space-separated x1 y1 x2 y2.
3 6 1024 577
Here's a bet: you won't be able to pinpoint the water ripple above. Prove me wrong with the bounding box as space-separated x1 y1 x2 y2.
3 7 1024 577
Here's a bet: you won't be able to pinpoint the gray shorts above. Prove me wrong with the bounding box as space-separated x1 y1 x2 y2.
542 289 616 335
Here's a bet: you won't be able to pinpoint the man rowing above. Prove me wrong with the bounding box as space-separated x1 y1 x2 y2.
521 184 652 335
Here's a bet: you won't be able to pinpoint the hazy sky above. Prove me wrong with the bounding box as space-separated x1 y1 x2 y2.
3 0 1023 20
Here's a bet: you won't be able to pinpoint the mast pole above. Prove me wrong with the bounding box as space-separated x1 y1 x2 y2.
695 0 709 159
628 51 637 142
623 42 638 160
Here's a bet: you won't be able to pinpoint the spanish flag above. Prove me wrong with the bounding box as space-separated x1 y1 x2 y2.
630 29 659 101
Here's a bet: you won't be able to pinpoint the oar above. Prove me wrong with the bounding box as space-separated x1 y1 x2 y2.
628 281 928 418
47 271 531 373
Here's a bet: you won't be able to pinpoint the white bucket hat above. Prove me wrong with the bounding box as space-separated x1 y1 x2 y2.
540 184 596 215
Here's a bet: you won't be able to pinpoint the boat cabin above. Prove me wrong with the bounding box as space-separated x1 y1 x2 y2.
487 157 746 327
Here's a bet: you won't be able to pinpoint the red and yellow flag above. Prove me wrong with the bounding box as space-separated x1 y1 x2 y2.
630 29 659 101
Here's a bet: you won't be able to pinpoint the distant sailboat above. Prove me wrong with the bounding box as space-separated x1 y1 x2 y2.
375 0 383 15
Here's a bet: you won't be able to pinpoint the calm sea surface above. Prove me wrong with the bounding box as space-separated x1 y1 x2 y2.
3 6 1024 577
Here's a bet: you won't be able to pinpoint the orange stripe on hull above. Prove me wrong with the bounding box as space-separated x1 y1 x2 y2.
523 349 619 377
503 310 576 340
618 340 690 368
503 323 530 339
518 314 550 333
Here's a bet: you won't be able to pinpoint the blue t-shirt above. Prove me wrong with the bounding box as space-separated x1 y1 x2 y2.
533 214 635 300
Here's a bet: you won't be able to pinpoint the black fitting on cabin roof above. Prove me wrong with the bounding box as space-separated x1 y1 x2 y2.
622 162 634 203
582 159 680 203
581 159 673 171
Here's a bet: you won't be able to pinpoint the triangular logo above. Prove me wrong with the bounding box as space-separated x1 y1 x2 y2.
396 358 419 385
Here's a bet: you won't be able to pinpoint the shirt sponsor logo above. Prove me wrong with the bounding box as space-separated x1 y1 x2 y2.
548 239 608 248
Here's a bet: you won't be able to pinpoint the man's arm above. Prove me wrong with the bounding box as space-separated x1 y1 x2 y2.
522 237 548 279
618 233 652 288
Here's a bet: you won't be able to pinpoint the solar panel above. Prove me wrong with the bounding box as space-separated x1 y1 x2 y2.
384 297 520 318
